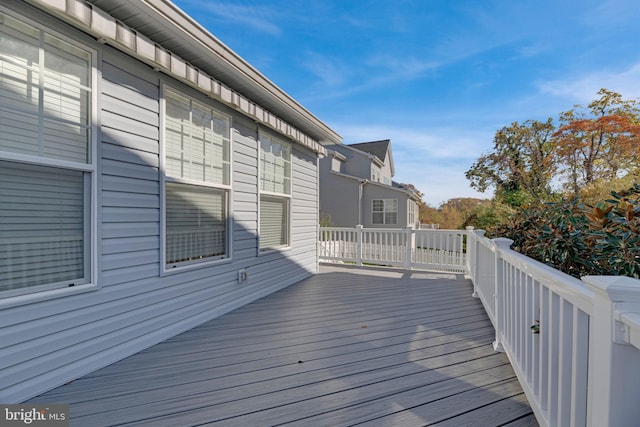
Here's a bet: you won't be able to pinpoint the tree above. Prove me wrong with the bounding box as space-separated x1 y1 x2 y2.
438 198 485 229
465 119 557 206
554 89 640 195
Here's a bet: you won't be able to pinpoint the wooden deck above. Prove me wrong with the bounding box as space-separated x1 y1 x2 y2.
30 264 538 426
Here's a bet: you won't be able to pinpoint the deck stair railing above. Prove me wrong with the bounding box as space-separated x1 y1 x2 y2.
319 225 640 427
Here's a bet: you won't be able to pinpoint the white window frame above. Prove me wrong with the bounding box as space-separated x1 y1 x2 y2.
408 199 417 227
160 84 232 273
0 8 98 303
258 129 292 253
372 199 398 225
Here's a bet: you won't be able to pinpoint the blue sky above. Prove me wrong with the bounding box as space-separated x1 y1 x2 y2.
173 0 640 206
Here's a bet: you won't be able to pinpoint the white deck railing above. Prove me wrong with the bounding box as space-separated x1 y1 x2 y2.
319 226 640 427
319 226 466 273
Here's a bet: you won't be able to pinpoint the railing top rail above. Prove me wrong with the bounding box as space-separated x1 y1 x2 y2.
320 227 361 231
491 241 594 313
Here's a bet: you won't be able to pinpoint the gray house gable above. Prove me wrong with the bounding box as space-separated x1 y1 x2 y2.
347 139 395 177
319 140 421 228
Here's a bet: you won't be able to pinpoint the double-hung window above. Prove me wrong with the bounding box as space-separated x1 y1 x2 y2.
162 88 231 269
0 12 94 297
259 131 291 251
372 199 398 225
408 200 417 226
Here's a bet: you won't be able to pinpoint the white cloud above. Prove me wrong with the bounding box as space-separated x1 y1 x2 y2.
537 62 640 104
194 2 282 36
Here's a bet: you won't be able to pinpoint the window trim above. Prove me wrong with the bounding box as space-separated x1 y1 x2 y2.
160 83 233 273
258 129 292 253
0 7 98 302
372 198 398 225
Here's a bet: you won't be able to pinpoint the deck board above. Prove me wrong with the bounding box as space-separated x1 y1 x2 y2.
30 264 538 426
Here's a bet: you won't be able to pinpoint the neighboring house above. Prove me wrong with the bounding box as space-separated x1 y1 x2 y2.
0 0 341 403
319 139 421 228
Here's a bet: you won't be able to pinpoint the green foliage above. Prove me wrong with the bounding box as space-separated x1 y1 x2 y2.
487 184 640 278
319 212 335 227
464 200 515 230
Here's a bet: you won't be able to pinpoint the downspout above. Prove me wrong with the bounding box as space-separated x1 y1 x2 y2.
358 180 367 225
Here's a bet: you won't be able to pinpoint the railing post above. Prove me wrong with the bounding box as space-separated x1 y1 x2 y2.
405 227 414 270
356 225 363 267
465 226 476 296
582 276 640 427
492 238 513 353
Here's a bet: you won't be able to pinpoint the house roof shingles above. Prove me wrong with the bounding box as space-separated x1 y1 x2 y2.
347 139 390 162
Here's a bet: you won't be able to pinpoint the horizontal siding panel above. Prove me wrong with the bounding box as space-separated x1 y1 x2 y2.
101 264 160 286
233 247 260 260
101 175 158 195
234 151 257 168
292 205 318 215
102 236 158 255
233 191 256 204
102 111 159 140
101 159 159 181
293 179 317 192
102 222 159 239
234 183 257 196
101 207 159 223
102 95 158 128
101 191 159 210
233 238 257 251
101 127 158 154
101 59 159 101
233 172 258 186
101 78 158 114
233 201 257 213
102 250 159 271
232 228 257 241
233 163 257 178
102 143 159 168
292 165 317 181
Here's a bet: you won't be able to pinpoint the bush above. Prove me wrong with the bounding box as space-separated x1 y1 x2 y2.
487 184 640 278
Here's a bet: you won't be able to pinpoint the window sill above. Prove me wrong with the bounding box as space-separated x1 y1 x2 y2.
258 246 292 256
0 283 100 310
162 256 233 276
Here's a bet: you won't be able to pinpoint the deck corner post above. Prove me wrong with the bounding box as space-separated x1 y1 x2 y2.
356 224 363 266
492 238 513 353
582 275 640 427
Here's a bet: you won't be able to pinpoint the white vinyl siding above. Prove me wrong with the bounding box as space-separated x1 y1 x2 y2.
0 11 94 297
259 131 291 251
372 199 398 225
162 88 231 268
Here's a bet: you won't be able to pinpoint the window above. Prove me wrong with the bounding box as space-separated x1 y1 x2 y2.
408 200 418 226
371 166 380 182
331 156 342 172
162 88 231 268
0 12 94 297
372 199 397 225
259 132 291 251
